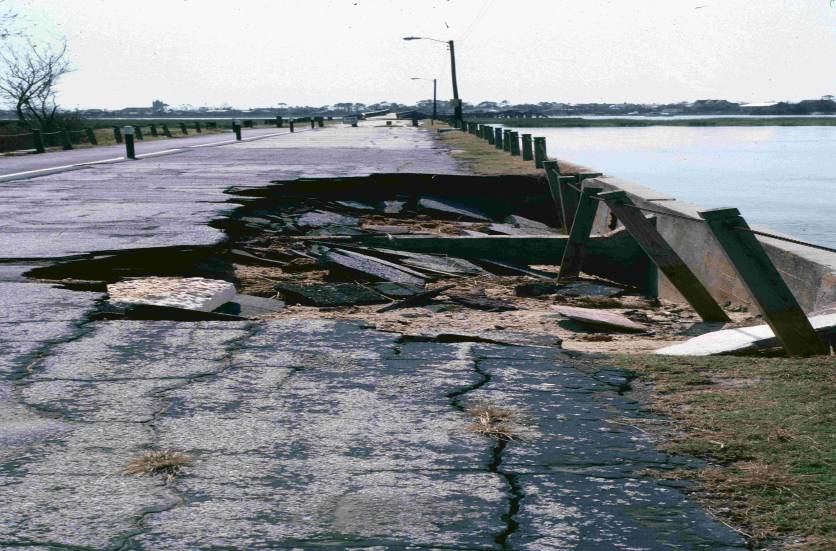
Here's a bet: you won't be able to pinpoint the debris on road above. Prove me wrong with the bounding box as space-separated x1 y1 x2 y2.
107 277 236 312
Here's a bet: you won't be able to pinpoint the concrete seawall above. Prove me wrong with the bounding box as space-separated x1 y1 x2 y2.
585 176 836 313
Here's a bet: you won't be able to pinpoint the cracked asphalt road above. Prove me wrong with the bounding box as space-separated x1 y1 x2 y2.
0 124 745 549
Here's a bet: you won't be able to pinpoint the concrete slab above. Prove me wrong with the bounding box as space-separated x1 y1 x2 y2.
656 313 836 355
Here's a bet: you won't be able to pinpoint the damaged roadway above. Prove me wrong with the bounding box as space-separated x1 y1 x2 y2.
0 122 745 549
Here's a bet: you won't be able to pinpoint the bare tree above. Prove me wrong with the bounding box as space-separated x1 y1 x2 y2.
0 41 70 129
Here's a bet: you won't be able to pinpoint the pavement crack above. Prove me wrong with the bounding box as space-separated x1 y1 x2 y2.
491 438 522 549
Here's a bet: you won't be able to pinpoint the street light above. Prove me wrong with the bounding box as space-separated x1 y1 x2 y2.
410 77 437 122
403 36 462 125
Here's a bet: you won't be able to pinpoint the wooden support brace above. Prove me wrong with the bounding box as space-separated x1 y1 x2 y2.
542 161 563 226
558 186 602 282
600 191 729 322
699 208 828 356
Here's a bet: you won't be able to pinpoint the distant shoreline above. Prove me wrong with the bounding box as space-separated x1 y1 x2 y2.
470 117 836 127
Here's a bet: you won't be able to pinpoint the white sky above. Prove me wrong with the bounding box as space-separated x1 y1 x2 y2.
7 0 836 109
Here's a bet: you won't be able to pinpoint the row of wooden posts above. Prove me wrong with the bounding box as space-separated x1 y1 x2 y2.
25 116 330 154
119 116 327 159
460 119 829 357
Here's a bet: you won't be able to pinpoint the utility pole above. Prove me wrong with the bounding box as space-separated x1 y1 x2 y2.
448 40 462 125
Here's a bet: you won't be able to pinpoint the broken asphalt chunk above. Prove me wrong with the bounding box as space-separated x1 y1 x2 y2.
107 277 237 313
554 305 649 333
376 284 456 313
447 289 517 312
214 293 285 317
417 197 492 222
296 210 359 228
324 249 427 285
371 282 426 298
555 281 624 298
515 282 560 297
275 283 387 306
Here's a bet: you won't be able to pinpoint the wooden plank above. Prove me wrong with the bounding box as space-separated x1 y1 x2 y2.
600 190 729 322
558 186 602 282
699 207 828 356
323 250 427 285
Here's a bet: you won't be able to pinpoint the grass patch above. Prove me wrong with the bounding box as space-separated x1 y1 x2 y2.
464 401 526 441
469 117 836 128
428 121 587 175
613 354 836 548
123 451 192 483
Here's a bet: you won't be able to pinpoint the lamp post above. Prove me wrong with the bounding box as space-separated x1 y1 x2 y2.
403 36 462 126
410 77 437 123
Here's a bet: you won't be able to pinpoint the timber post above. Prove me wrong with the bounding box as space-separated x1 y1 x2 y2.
195 121 202 133
289 119 295 133
133 126 144 140
113 127 123 144
161 124 172 137
486 126 495 145
509 131 520 156
149 124 158 137
123 126 136 159
521 134 533 160
533 136 546 168
699 208 828 356
557 186 602 282
61 130 73 150
494 127 503 149
32 129 45 153
180 123 188 135
232 119 242 140
502 129 511 152
600 191 730 322
85 128 98 145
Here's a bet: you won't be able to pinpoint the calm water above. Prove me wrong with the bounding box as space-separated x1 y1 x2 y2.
504 125 836 247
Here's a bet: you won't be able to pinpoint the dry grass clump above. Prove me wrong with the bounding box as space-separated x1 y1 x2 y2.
464 402 525 442
123 451 192 483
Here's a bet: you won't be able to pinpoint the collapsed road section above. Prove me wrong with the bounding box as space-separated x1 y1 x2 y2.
1 154 746 546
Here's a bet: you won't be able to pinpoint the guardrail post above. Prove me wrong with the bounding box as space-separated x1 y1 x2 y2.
134 126 144 140
123 126 136 159
534 137 546 168
289 119 295 133
179 123 188 135
502 129 511 152
599 191 729 322
84 127 98 145
61 130 73 150
232 119 242 140
310 118 315 129
494 127 503 149
317 116 324 128
699 208 828 356
195 121 202 133
509 131 520 156
558 186 602 282
32 129 46 153
148 124 158 137
486 126 495 145
276 116 283 128
113 127 123 144
521 134 533 160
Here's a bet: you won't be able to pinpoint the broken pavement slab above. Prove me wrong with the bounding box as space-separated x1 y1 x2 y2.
276 282 388 306
554 305 649 332
655 312 836 356
417 197 492 222
107 277 237 312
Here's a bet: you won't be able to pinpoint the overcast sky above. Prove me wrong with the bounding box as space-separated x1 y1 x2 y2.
7 0 836 109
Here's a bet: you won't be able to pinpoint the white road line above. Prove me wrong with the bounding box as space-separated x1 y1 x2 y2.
0 128 307 182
